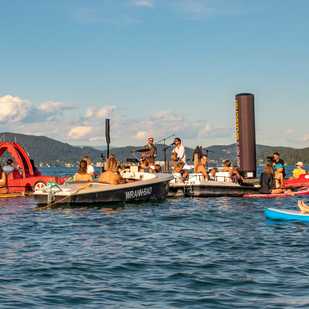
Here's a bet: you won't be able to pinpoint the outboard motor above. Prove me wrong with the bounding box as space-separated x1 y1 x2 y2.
235 93 256 178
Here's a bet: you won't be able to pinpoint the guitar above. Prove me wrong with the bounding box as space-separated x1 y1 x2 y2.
172 151 179 161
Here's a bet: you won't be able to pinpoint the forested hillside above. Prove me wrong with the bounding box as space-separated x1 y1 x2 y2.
0 133 103 166
257 147 309 165
0 132 304 166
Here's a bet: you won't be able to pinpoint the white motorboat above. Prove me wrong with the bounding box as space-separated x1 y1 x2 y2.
168 172 259 198
34 171 173 207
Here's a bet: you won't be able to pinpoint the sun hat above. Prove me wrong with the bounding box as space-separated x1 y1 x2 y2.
275 163 284 170
296 162 303 167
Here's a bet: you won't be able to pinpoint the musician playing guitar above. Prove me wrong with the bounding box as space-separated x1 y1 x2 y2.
171 151 178 161
165 137 187 172
171 138 186 164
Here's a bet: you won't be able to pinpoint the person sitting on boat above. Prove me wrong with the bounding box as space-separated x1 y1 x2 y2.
0 165 9 194
272 163 292 194
148 157 155 171
30 159 41 176
139 159 154 173
75 160 93 181
259 164 274 194
172 162 189 178
108 154 123 174
2 159 20 175
194 155 216 180
222 160 235 177
99 157 138 185
290 162 306 180
232 166 244 184
84 156 95 176
142 137 157 160
154 164 163 173
259 164 292 194
165 138 186 172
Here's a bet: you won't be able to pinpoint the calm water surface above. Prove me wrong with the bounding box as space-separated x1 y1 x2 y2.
1 166 309 308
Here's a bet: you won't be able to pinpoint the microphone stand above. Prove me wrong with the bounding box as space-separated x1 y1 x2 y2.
156 134 175 172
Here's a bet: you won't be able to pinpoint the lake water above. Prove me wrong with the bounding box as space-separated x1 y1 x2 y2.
1 166 309 308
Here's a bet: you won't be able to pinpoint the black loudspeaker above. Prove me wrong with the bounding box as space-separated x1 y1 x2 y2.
105 119 110 144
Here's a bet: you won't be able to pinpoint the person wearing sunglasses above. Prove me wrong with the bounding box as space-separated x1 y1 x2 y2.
142 137 157 161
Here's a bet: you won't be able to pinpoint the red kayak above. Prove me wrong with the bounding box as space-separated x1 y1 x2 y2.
244 186 309 198
284 174 309 188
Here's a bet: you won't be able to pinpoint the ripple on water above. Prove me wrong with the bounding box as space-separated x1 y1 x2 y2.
1 177 309 308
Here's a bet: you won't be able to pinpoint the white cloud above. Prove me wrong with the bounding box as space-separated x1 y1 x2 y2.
0 95 235 146
131 131 148 140
68 126 93 139
90 136 104 141
38 101 78 113
0 95 33 123
284 129 294 135
85 106 96 118
60 0 263 25
152 110 184 121
95 106 117 119
199 123 212 135
131 0 154 8
303 133 309 142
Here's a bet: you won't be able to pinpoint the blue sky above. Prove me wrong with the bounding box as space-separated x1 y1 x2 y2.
1 0 309 149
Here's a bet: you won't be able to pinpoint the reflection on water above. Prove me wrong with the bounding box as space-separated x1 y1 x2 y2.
1 166 309 308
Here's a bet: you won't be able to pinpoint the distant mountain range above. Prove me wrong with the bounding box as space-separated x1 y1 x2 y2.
0 132 306 166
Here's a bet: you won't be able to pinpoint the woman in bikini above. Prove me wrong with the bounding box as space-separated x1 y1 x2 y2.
272 163 292 194
75 160 93 181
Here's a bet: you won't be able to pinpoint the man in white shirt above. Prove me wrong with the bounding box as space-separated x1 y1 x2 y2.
165 137 186 172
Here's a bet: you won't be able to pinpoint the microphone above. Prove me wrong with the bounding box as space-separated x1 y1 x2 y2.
130 150 136 153
171 142 176 146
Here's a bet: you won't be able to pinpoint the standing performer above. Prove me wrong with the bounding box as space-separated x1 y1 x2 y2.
142 137 157 160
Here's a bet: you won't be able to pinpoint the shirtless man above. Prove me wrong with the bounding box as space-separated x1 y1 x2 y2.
195 155 216 180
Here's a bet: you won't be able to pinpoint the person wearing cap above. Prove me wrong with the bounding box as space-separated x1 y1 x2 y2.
272 163 292 194
290 162 306 180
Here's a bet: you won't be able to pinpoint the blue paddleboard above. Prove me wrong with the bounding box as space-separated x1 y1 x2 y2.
265 208 309 222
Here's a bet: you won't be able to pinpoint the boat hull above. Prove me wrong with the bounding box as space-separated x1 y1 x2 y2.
34 173 173 207
168 181 259 198
265 208 309 222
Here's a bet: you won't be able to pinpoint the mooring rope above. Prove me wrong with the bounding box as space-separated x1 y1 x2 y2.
22 183 93 213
